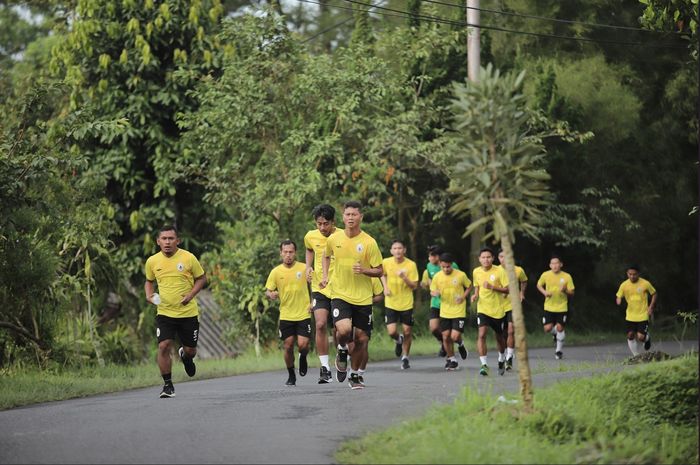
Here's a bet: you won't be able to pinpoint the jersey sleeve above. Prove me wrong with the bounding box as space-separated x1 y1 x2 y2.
615 283 625 298
265 269 277 291
368 240 383 268
145 257 155 281
646 281 657 295
191 255 205 279
421 269 429 285
324 235 334 258
472 268 480 289
303 231 313 250
537 272 546 287
462 272 472 288
430 275 439 293
408 262 419 282
567 274 575 290
372 277 384 295
518 268 528 282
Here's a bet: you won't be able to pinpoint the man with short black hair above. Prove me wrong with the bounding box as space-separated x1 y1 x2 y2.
536 255 575 360
615 264 656 356
497 249 528 371
145 225 207 398
265 240 312 386
421 245 460 357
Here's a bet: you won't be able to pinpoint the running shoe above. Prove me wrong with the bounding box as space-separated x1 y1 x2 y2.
438 344 447 358
644 334 651 351
298 353 308 377
498 360 505 376
395 334 404 358
458 344 468 360
318 366 332 384
179 346 196 377
479 364 489 376
348 373 364 390
285 375 296 386
555 351 563 360
401 358 410 370
444 359 451 370
505 357 513 371
448 360 459 370
335 349 348 383
358 374 365 386
159 383 175 398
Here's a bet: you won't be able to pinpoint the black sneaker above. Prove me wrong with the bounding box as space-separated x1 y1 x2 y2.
555 351 563 360
395 334 404 358
498 360 505 376
299 353 308 377
285 375 296 386
505 357 513 371
318 366 332 384
335 349 348 383
348 373 363 390
479 364 489 376
448 360 459 370
159 383 175 398
444 359 451 370
358 374 365 386
438 344 447 358
458 344 468 360
644 334 651 351
179 347 196 377
401 358 410 370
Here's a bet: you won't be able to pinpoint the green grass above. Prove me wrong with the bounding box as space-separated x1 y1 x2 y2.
0 327 690 411
336 354 699 464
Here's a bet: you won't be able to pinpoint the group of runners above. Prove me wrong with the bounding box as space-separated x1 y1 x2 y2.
143 201 658 396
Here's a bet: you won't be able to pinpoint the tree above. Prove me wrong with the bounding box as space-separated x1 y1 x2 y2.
447 64 580 410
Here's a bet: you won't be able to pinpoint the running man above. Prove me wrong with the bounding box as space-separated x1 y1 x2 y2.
536 255 575 360
615 264 657 356
145 225 207 398
471 247 509 376
430 252 472 371
320 201 383 389
265 240 312 386
420 245 460 357
497 249 528 371
350 277 385 387
304 204 342 383
381 239 419 369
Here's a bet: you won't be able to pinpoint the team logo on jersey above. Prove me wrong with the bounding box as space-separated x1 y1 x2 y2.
637 287 643 293
559 278 565 284
452 278 458 285
356 244 364 253
333 308 340 318
177 263 185 272
489 274 496 281
296 271 302 279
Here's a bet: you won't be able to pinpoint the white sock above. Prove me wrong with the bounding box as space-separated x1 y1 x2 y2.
358 369 365 375
627 339 639 356
498 352 505 362
556 330 565 352
645 333 650 342
319 355 329 369
479 356 488 365
338 344 348 351
401 355 408 360
450 356 457 362
506 347 514 359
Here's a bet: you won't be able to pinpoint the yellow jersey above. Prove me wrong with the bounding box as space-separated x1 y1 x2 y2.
324 230 383 306
372 277 384 297
616 278 656 322
304 228 343 297
473 265 508 318
265 262 310 322
382 257 419 311
537 270 575 312
145 248 205 318
430 270 472 319
502 265 528 312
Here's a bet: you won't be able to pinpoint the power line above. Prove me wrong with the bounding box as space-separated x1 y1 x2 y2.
330 0 687 50
301 0 386 44
420 0 684 35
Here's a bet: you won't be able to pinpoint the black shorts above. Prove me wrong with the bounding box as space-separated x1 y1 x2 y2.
156 315 199 347
311 292 331 311
279 319 312 340
384 308 414 326
439 317 466 333
542 311 568 327
331 298 373 334
477 313 506 335
429 307 440 320
626 320 649 335
505 310 512 323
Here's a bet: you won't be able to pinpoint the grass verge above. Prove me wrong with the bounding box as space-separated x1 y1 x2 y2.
336 353 699 464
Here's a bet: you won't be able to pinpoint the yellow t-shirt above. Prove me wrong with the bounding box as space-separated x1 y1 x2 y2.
430 270 472 319
372 277 384 297
537 270 575 312
304 228 343 297
324 230 383 306
382 257 419 311
473 265 508 318
502 265 528 312
616 278 656 322
145 248 205 318
265 262 310 322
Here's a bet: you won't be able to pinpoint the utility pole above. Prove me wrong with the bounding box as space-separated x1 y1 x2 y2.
467 0 484 270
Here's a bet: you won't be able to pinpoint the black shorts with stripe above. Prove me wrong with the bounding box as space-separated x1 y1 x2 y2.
279 319 312 340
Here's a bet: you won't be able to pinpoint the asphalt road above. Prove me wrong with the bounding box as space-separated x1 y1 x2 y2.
1 339 696 464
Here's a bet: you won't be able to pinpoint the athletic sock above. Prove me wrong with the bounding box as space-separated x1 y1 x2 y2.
506 347 514 359
556 330 565 352
498 352 505 362
450 356 457 362
401 355 408 360
319 355 329 369
162 373 172 384
479 356 488 365
358 369 365 376
627 338 639 356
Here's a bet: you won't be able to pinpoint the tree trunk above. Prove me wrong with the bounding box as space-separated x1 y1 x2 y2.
500 233 533 411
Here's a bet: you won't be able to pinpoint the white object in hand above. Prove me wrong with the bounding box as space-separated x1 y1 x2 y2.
151 293 161 305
